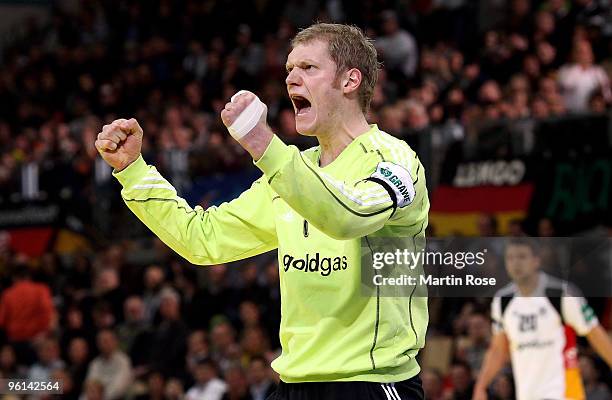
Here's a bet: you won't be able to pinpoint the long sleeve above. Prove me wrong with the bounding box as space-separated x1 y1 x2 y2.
255 135 408 240
113 156 277 265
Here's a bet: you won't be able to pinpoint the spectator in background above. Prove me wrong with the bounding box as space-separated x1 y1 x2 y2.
91 302 116 331
436 89 466 142
558 39 611 112
533 10 560 49
579 355 611 400
67 337 90 397
480 31 510 82
186 359 227 400
239 301 262 332
64 254 93 302
508 74 531 97
186 330 209 375
522 54 542 88
28 337 65 381
61 307 93 356
183 41 208 81
222 365 253 400
200 265 238 329
147 288 188 377
0 265 56 349
239 262 267 305
100 245 125 273
535 41 557 74
456 313 491 374
379 105 405 136
445 361 475 400
142 265 166 323
233 25 264 78
507 0 532 37
210 321 238 368
375 10 418 79
85 329 133 400
134 370 166 400
404 100 430 135
171 263 201 329
117 295 151 370
241 326 272 364
247 356 276 400
91 267 125 324
531 95 551 118
478 81 503 108
421 368 444 400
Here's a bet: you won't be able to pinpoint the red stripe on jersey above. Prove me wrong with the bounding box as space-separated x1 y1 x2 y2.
563 325 586 400
563 325 578 370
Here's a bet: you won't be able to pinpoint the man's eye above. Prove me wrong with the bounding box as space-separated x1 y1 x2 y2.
304 65 313 70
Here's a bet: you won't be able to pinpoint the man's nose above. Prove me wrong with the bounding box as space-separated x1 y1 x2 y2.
286 69 301 86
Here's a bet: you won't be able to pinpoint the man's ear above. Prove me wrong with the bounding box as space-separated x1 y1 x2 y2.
342 68 362 95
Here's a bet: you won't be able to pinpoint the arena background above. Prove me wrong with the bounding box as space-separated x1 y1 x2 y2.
0 0 610 399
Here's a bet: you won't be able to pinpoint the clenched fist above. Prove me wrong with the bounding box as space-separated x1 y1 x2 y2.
220 91 267 129
221 91 274 160
95 118 143 171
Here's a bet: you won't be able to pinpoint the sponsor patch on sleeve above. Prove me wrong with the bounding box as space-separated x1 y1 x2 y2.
370 162 416 208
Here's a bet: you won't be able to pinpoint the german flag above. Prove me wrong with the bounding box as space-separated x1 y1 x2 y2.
429 184 534 236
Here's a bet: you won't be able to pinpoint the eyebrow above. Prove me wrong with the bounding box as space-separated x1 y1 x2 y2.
285 59 317 72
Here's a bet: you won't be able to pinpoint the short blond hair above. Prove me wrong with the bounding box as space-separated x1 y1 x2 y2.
291 23 380 113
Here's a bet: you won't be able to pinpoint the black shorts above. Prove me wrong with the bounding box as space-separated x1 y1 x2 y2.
266 376 424 400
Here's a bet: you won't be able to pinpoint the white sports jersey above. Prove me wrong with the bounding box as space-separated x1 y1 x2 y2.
491 273 598 400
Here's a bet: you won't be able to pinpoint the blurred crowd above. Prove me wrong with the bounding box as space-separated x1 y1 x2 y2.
0 0 611 201
0 241 282 400
1 0 612 399
1 226 611 400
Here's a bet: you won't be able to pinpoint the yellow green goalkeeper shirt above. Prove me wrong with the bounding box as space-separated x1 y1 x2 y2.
113 125 429 383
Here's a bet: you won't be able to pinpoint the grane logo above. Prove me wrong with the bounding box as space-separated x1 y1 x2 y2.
380 167 392 178
282 253 348 276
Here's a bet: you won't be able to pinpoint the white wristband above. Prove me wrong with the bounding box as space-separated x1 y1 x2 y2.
228 90 266 140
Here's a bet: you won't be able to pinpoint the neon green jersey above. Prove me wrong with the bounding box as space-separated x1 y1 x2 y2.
113 125 429 383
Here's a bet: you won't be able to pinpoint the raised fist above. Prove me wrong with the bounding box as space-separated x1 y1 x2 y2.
220 91 273 160
220 91 268 134
95 118 143 171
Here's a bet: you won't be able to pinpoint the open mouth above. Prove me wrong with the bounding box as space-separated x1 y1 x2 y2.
291 95 312 115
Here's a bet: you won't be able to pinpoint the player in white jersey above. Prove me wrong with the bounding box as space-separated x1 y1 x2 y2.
473 238 612 400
